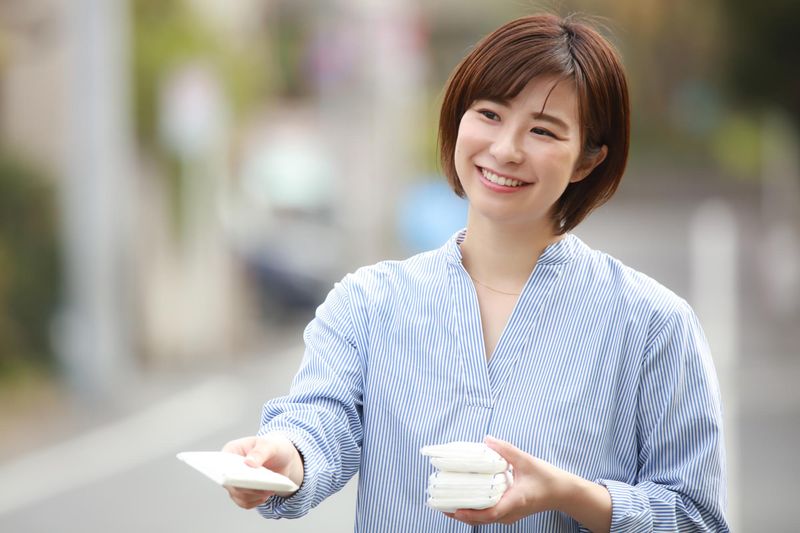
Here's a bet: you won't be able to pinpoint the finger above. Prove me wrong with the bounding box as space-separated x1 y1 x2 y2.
450 486 515 524
484 435 527 468
245 494 272 507
453 507 499 525
222 436 255 456
226 487 273 508
227 487 273 499
244 439 276 468
230 493 271 509
443 511 479 527
446 513 479 527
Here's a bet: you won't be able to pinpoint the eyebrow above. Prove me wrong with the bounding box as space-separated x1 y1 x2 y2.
529 111 570 131
480 98 571 132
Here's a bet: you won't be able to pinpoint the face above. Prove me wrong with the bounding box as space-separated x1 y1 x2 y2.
454 75 603 233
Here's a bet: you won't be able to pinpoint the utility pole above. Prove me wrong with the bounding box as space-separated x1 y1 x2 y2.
57 0 134 399
690 200 740 531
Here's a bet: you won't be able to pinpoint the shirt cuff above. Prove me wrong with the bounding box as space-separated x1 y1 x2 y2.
255 428 320 520
595 479 652 533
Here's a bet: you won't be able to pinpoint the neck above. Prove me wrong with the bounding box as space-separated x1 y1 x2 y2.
460 210 564 292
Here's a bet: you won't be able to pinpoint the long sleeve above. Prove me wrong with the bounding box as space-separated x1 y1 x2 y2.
242 232 730 531
593 301 729 532
256 276 366 519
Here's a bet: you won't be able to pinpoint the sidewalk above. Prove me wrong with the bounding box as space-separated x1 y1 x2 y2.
0 318 360 533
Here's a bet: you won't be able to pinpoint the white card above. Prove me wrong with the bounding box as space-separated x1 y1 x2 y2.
427 493 503 512
420 441 508 474
176 451 299 492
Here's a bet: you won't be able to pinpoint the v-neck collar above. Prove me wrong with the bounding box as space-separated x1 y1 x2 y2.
444 229 583 407
444 228 581 267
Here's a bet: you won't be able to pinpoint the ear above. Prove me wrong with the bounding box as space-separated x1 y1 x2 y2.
570 145 608 183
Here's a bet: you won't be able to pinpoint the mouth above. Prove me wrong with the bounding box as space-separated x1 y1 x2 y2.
478 167 530 188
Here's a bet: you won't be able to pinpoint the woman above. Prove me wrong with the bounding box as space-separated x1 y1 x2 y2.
223 13 729 532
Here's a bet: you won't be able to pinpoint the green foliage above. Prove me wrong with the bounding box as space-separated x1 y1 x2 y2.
711 113 762 180
132 0 271 238
132 0 271 150
0 154 61 376
723 0 800 127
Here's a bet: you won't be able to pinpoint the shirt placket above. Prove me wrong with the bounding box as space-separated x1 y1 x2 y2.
448 262 493 409
486 262 563 405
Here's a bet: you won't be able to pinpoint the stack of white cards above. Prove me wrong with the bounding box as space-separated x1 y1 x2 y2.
420 441 512 512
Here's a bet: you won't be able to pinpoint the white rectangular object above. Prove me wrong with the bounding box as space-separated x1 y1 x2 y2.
420 441 508 474
176 451 299 492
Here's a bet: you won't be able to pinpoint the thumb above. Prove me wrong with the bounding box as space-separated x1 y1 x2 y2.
244 451 264 468
244 440 272 468
484 435 526 468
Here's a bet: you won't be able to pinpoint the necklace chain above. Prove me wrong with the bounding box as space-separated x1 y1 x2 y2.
468 274 521 296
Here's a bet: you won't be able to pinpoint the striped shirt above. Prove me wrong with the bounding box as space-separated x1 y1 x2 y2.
256 230 729 532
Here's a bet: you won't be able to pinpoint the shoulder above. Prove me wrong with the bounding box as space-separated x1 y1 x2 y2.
322 245 449 327
568 239 711 374
570 236 694 335
321 247 449 347
339 246 448 298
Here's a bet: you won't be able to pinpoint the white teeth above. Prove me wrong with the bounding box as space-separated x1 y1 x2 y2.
480 168 524 187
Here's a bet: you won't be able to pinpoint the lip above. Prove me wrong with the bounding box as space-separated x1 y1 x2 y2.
476 166 532 193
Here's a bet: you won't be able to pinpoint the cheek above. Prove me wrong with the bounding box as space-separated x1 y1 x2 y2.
540 145 580 172
454 133 473 165
454 118 483 155
453 132 468 158
453 145 469 184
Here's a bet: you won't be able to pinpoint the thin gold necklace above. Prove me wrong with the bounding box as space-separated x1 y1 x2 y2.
468 274 521 296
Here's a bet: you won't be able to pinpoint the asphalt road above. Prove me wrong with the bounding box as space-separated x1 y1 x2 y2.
0 341 358 533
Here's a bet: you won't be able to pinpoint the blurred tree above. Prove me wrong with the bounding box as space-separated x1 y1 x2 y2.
268 0 314 99
586 0 727 164
723 0 800 128
133 0 269 147
0 154 61 378
132 0 270 235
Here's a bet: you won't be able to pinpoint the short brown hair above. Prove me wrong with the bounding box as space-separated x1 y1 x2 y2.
438 14 630 233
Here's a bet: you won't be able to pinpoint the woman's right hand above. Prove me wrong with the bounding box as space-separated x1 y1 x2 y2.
221 434 305 509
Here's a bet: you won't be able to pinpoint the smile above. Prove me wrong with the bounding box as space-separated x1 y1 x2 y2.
479 167 528 188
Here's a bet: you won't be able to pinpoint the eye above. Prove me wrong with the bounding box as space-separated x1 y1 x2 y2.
478 109 500 121
531 127 556 138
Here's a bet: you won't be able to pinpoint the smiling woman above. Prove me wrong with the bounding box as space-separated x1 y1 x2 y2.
438 15 629 235
220 13 729 533
453 76 606 232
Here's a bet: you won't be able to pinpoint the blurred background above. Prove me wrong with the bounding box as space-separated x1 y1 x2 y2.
0 0 798 531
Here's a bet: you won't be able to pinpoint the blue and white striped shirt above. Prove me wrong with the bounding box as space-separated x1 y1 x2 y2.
257 231 728 532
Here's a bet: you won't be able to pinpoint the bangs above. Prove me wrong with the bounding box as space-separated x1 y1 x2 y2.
463 45 575 106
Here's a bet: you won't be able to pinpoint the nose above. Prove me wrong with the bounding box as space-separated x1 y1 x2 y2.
488 127 524 164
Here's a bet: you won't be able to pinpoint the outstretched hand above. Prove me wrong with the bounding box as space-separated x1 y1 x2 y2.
221 434 304 509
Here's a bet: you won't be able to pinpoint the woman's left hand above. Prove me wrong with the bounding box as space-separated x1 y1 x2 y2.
445 435 568 526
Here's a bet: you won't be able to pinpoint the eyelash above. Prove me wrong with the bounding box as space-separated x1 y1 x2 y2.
531 127 556 138
477 109 556 138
